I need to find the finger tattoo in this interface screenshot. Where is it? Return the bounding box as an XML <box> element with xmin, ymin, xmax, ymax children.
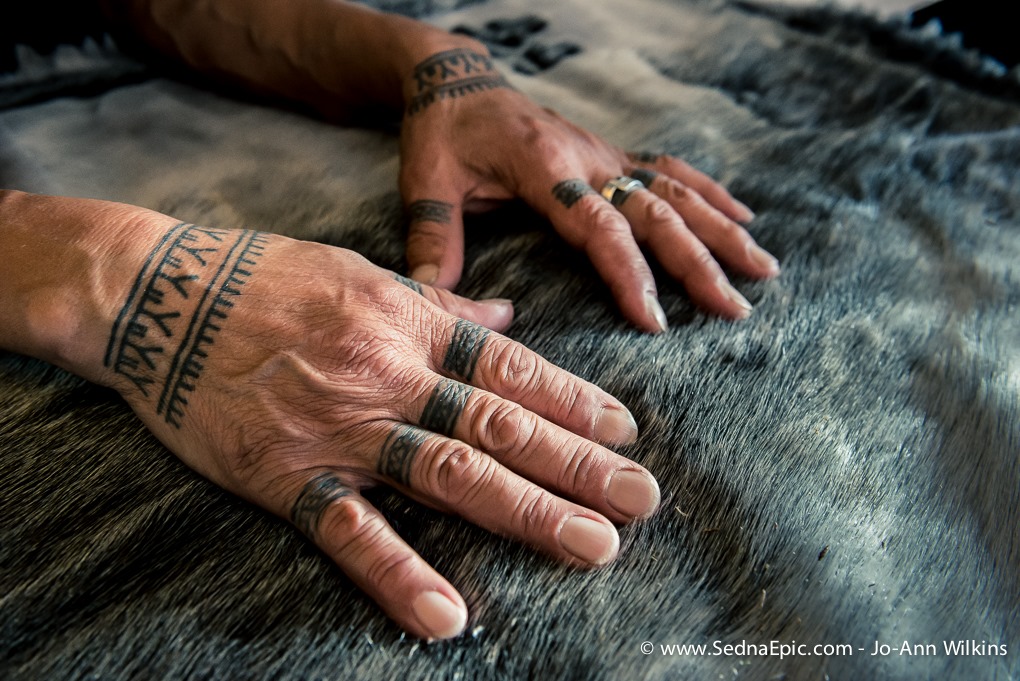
<box><xmin>407</xmin><ymin>199</ymin><xmax>453</xmax><ymax>225</ymax></box>
<box><xmin>629</xmin><ymin>151</ymin><xmax>663</xmax><ymax>164</ymax></box>
<box><xmin>420</xmin><ymin>379</ymin><xmax>473</xmax><ymax>437</ymax></box>
<box><xmin>393</xmin><ymin>273</ymin><xmax>424</xmax><ymax>295</ymax></box>
<box><xmin>444</xmin><ymin>319</ymin><xmax>490</xmax><ymax>381</ymax></box>
<box><xmin>378</xmin><ymin>425</ymin><xmax>429</xmax><ymax>486</ymax></box>
<box><xmin>105</xmin><ymin>224</ymin><xmax>268</xmax><ymax>428</ymax></box>
<box><xmin>552</xmin><ymin>179</ymin><xmax>596</xmax><ymax>209</ymax></box>
<box><xmin>406</xmin><ymin>48</ymin><xmax>510</xmax><ymax>116</ymax></box>
<box><xmin>630</xmin><ymin>168</ymin><xmax>659</xmax><ymax>188</ymax></box>
<box><xmin>291</xmin><ymin>472</ymin><xmax>353</xmax><ymax>539</ymax></box>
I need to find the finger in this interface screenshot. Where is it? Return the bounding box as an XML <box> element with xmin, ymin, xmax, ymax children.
<box><xmin>400</xmin><ymin>159</ymin><xmax>466</xmax><ymax>290</ymax></box>
<box><xmin>403</xmin><ymin>376</ymin><xmax>659</xmax><ymax>521</ymax></box>
<box><xmin>533</xmin><ymin>178</ymin><xmax>667</xmax><ymax>333</ymax></box>
<box><xmin>631</xmin><ymin>168</ymin><xmax>780</xmax><ymax>280</ymax></box>
<box><xmin>613</xmin><ymin>188</ymin><xmax>755</xmax><ymax>320</ymax></box>
<box><xmin>288</xmin><ymin>470</ymin><xmax>467</xmax><ymax>640</ymax></box>
<box><xmin>391</xmin><ymin>272</ymin><xmax>514</xmax><ymax>333</ymax></box>
<box><xmin>628</xmin><ymin>151</ymin><xmax>755</xmax><ymax>224</ymax></box>
<box><xmin>429</xmin><ymin>317</ymin><xmax>641</xmax><ymax>447</ymax></box>
<box><xmin>371</xmin><ymin>422</ymin><xmax>620</xmax><ymax>567</ymax></box>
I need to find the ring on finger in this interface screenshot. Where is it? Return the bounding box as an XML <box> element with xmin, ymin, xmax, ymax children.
<box><xmin>600</xmin><ymin>176</ymin><xmax>645</xmax><ymax>208</ymax></box>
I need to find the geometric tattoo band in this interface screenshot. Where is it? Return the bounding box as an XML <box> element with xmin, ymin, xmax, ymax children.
<box><xmin>552</xmin><ymin>179</ymin><xmax>595</xmax><ymax>209</ymax></box>
<box><xmin>407</xmin><ymin>199</ymin><xmax>453</xmax><ymax>225</ymax></box>
<box><xmin>291</xmin><ymin>472</ymin><xmax>353</xmax><ymax>539</ymax></box>
<box><xmin>406</xmin><ymin>48</ymin><xmax>510</xmax><ymax>116</ymax></box>
<box><xmin>104</xmin><ymin>223</ymin><xmax>267</xmax><ymax>428</ymax></box>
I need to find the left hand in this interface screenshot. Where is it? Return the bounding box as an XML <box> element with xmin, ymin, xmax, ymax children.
<box><xmin>398</xmin><ymin>45</ymin><xmax>780</xmax><ymax>333</ymax></box>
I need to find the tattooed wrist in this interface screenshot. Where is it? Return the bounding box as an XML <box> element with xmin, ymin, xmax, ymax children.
<box><xmin>104</xmin><ymin>224</ymin><xmax>267</xmax><ymax>428</ymax></box>
<box><xmin>405</xmin><ymin>48</ymin><xmax>510</xmax><ymax>116</ymax></box>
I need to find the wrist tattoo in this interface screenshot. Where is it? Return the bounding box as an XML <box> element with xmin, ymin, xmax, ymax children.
<box><xmin>552</xmin><ymin>179</ymin><xmax>595</xmax><ymax>209</ymax></box>
<box><xmin>444</xmin><ymin>319</ymin><xmax>489</xmax><ymax>381</ymax></box>
<box><xmin>378</xmin><ymin>425</ymin><xmax>429</xmax><ymax>486</ymax></box>
<box><xmin>406</xmin><ymin>48</ymin><xmax>510</xmax><ymax>116</ymax></box>
<box><xmin>420</xmin><ymin>379</ymin><xmax>473</xmax><ymax>437</ymax></box>
<box><xmin>291</xmin><ymin>472</ymin><xmax>353</xmax><ymax>539</ymax></box>
<box><xmin>407</xmin><ymin>199</ymin><xmax>454</xmax><ymax>225</ymax></box>
<box><xmin>104</xmin><ymin>224</ymin><xmax>267</xmax><ymax>428</ymax></box>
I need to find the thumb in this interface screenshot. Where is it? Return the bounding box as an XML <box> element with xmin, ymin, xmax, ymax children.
<box><xmin>391</xmin><ymin>271</ymin><xmax>514</xmax><ymax>334</ymax></box>
<box><xmin>400</xmin><ymin>165</ymin><xmax>466</xmax><ymax>290</ymax></box>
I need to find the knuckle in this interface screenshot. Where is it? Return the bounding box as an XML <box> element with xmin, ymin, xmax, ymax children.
<box><xmin>517</xmin><ymin>116</ymin><xmax>571</xmax><ymax>166</ymax></box>
<box><xmin>429</xmin><ymin>441</ymin><xmax>492</xmax><ymax>505</ymax></box>
<box><xmin>512</xmin><ymin>487</ymin><xmax>556</xmax><ymax>536</ymax></box>
<box><xmin>643</xmin><ymin>197</ymin><xmax>678</xmax><ymax>226</ymax></box>
<box><xmin>556</xmin><ymin>380</ymin><xmax>592</xmax><ymax>428</ymax></box>
<box><xmin>474</xmin><ymin>399</ymin><xmax>537</xmax><ymax>459</ymax></box>
<box><xmin>320</xmin><ymin>497</ymin><xmax>373</xmax><ymax>549</ymax></box>
<box><xmin>585</xmin><ymin>204</ymin><xmax>630</xmax><ymax>241</ymax></box>
<box><xmin>364</xmin><ymin>548</ymin><xmax>418</xmax><ymax>593</ymax></box>
<box><xmin>491</xmin><ymin>339</ymin><xmax>541</xmax><ymax>390</ymax></box>
<box><xmin>665</xmin><ymin>180</ymin><xmax>693</xmax><ymax>204</ymax></box>
<box><xmin>689</xmin><ymin>246</ymin><xmax>718</xmax><ymax>273</ymax></box>
<box><xmin>558</xmin><ymin>442</ymin><xmax>600</xmax><ymax>493</ymax></box>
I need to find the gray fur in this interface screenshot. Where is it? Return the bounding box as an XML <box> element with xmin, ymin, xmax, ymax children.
<box><xmin>1</xmin><ymin>1</ymin><xmax>1018</xmax><ymax>679</ymax></box>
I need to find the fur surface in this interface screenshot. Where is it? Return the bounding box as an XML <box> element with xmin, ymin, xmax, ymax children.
<box><xmin>1</xmin><ymin>1</ymin><xmax>1017</xmax><ymax>679</ymax></box>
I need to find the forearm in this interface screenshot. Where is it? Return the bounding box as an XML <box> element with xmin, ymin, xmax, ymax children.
<box><xmin>0</xmin><ymin>190</ymin><xmax>172</xmax><ymax>386</ymax></box>
<box><xmin>99</xmin><ymin>0</ymin><xmax>484</xmax><ymax>119</ymax></box>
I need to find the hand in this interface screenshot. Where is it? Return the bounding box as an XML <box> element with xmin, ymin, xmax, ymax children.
<box><xmin>94</xmin><ymin>220</ymin><xmax>660</xmax><ymax>640</ymax></box>
<box><xmin>398</xmin><ymin>47</ymin><xmax>780</xmax><ymax>332</ymax></box>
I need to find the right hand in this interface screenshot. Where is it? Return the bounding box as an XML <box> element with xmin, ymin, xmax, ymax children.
<box><xmin>65</xmin><ymin>205</ymin><xmax>663</xmax><ymax>640</ymax></box>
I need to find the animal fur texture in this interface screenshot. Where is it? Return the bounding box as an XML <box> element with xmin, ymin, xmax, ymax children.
<box><xmin>1</xmin><ymin>1</ymin><xmax>1018</xmax><ymax>679</ymax></box>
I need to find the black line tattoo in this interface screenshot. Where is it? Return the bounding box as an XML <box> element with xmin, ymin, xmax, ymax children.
<box><xmin>291</xmin><ymin>472</ymin><xmax>353</xmax><ymax>539</ymax></box>
<box><xmin>631</xmin><ymin>168</ymin><xmax>659</xmax><ymax>188</ymax></box>
<box><xmin>105</xmin><ymin>224</ymin><xmax>267</xmax><ymax>427</ymax></box>
<box><xmin>444</xmin><ymin>319</ymin><xmax>490</xmax><ymax>381</ymax></box>
<box><xmin>407</xmin><ymin>199</ymin><xmax>453</xmax><ymax>225</ymax></box>
<box><xmin>378</xmin><ymin>425</ymin><xmax>429</xmax><ymax>486</ymax></box>
<box><xmin>406</xmin><ymin>48</ymin><xmax>510</xmax><ymax>116</ymax></box>
<box><xmin>630</xmin><ymin>151</ymin><xmax>663</xmax><ymax>163</ymax></box>
<box><xmin>551</xmin><ymin>179</ymin><xmax>595</xmax><ymax>209</ymax></box>
<box><xmin>420</xmin><ymin>379</ymin><xmax>473</xmax><ymax>437</ymax></box>
<box><xmin>393</xmin><ymin>273</ymin><xmax>423</xmax><ymax>295</ymax></box>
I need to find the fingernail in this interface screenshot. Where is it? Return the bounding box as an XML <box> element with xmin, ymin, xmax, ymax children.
<box><xmin>734</xmin><ymin>200</ymin><xmax>756</xmax><ymax>223</ymax></box>
<box><xmin>644</xmin><ymin>292</ymin><xmax>668</xmax><ymax>333</ymax></box>
<box><xmin>411</xmin><ymin>591</ymin><xmax>467</xmax><ymax>640</ymax></box>
<box><xmin>606</xmin><ymin>469</ymin><xmax>661</xmax><ymax>518</ymax></box>
<box><xmin>480</xmin><ymin>298</ymin><xmax>514</xmax><ymax>310</ymax></box>
<box><xmin>719</xmin><ymin>278</ymin><xmax>753</xmax><ymax>318</ymax></box>
<box><xmin>410</xmin><ymin>264</ymin><xmax>439</xmax><ymax>285</ymax></box>
<box><xmin>559</xmin><ymin>516</ymin><xmax>619</xmax><ymax>565</ymax></box>
<box><xmin>594</xmin><ymin>405</ymin><xmax>638</xmax><ymax>445</ymax></box>
<box><xmin>747</xmin><ymin>243</ymin><xmax>780</xmax><ymax>275</ymax></box>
